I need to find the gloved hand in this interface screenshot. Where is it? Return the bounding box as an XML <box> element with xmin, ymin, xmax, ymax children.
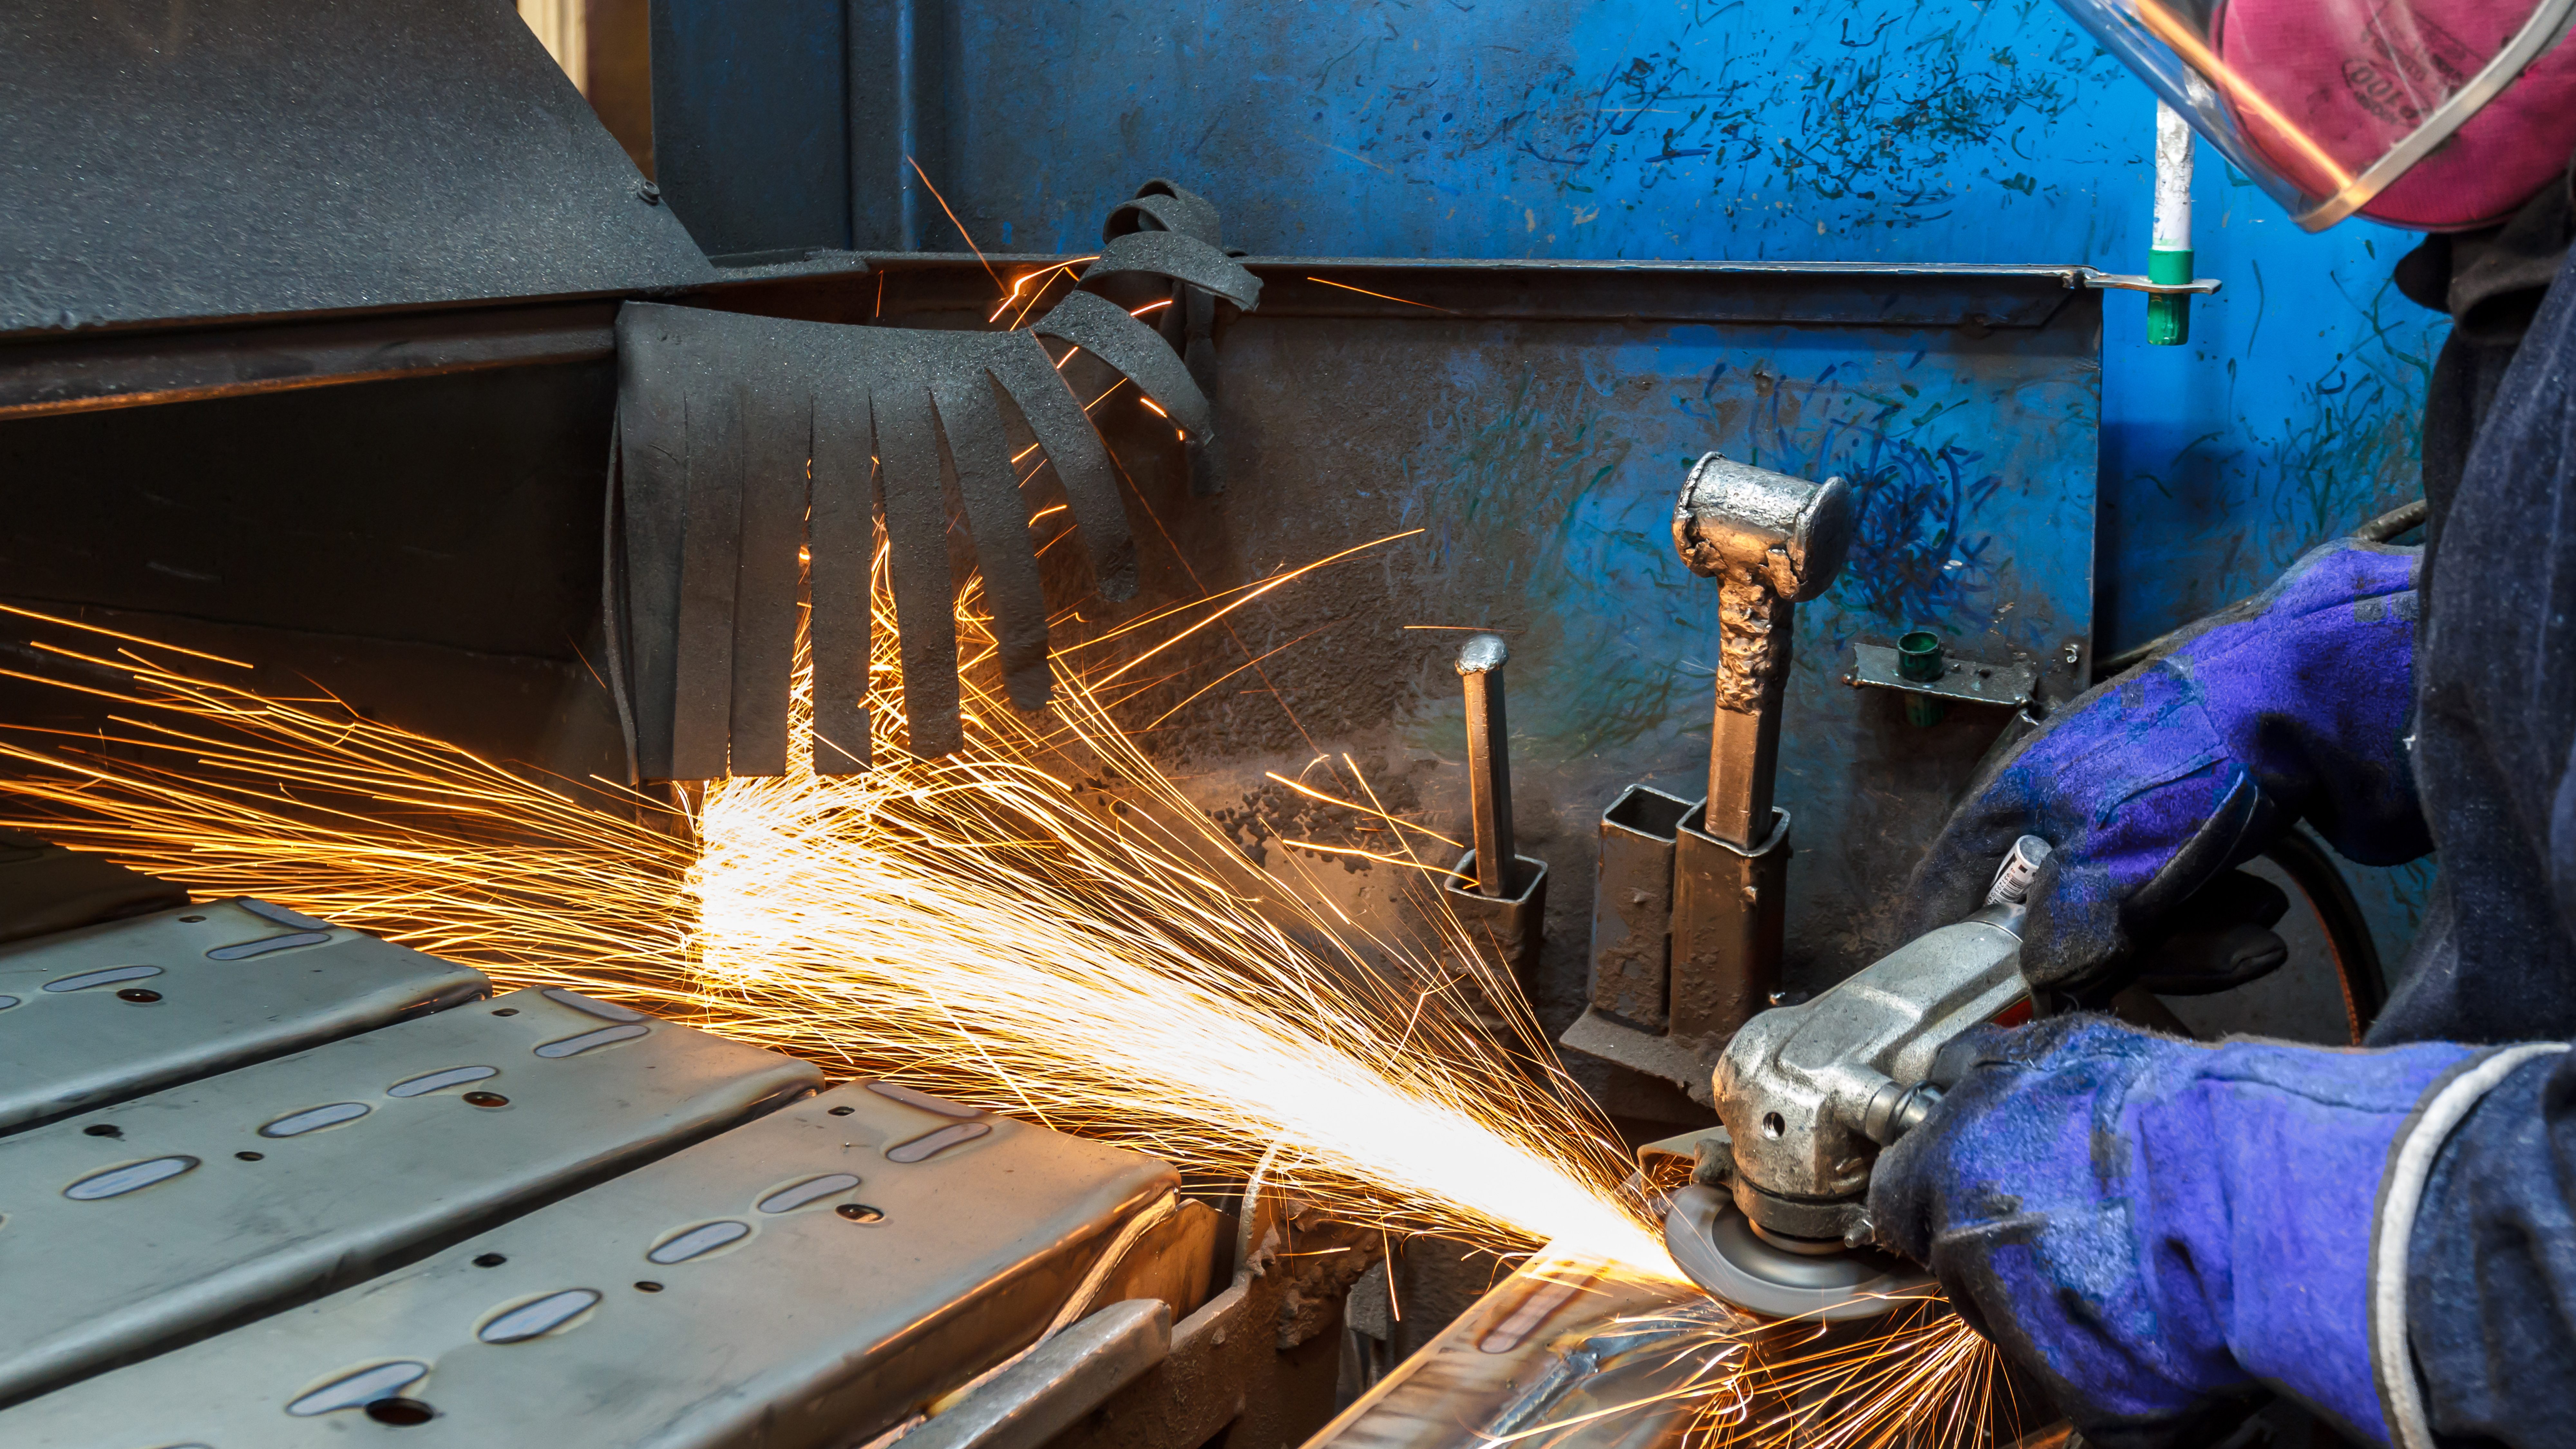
<box><xmin>1905</xmin><ymin>539</ymin><xmax>2427</xmax><ymax>1000</ymax></box>
<box><xmin>1868</xmin><ymin>1015</ymin><xmax>2476</xmax><ymax>1449</ymax></box>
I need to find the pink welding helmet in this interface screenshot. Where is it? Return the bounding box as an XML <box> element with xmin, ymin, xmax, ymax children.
<box><xmin>2054</xmin><ymin>0</ymin><xmax>2576</xmax><ymax>229</ymax></box>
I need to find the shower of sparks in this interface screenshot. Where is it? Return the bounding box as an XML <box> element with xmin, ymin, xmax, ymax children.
<box><xmin>0</xmin><ymin>558</ymin><xmax>2016</xmax><ymax>1446</ymax></box>
<box><xmin>1720</xmin><ymin>1302</ymin><xmax>2009</xmax><ymax>1449</ymax></box>
<box><xmin>0</xmin><ymin>549</ymin><xmax>1669</xmax><ymax>1276</ymax></box>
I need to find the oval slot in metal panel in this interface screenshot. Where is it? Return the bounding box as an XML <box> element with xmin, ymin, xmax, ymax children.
<box><xmin>756</xmin><ymin>1174</ymin><xmax>861</xmax><ymax>1214</ymax></box>
<box><xmin>477</xmin><ymin>1288</ymin><xmax>602</xmax><ymax>1344</ymax></box>
<box><xmin>386</xmin><ymin>1065</ymin><xmax>499</xmax><ymax>1098</ymax></box>
<box><xmin>885</xmin><ymin>1121</ymin><xmax>992</xmax><ymax>1163</ymax></box>
<box><xmin>261</xmin><ymin>1102</ymin><xmax>371</xmax><ymax>1138</ymax></box>
<box><xmin>540</xmin><ymin>988</ymin><xmax>646</xmax><ymax>1022</ymax></box>
<box><xmin>207</xmin><ymin>930</ymin><xmax>331</xmax><ymax>960</ymax></box>
<box><xmin>0</xmin><ymin>995</ymin><xmax>19</xmax><ymax>1011</ymax></box>
<box><xmin>533</xmin><ymin>1023</ymin><xmax>649</xmax><ymax>1058</ymax></box>
<box><xmin>647</xmin><ymin>1219</ymin><xmax>753</xmax><ymax>1263</ymax></box>
<box><xmin>865</xmin><ymin>1080</ymin><xmax>981</xmax><ymax>1118</ymax></box>
<box><xmin>240</xmin><ymin>898</ymin><xmax>333</xmax><ymax>929</ymax></box>
<box><xmin>286</xmin><ymin>1360</ymin><xmax>429</xmax><ymax>1416</ymax></box>
<box><xmin>41</xmin><ymin>965</ymin><xmax>164</xmax><ymax>993</ymax></box>
<box><xmin>65</xmin><ymin>1155</ymin><xmax>199</xmax><ymax>1200</ymax></box>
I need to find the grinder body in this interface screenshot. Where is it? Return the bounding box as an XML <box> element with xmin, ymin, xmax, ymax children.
<box><xmin>1711</xmin><ymin>902</ymin><xmax>2029</xmax><ymax>1249</ymax></box>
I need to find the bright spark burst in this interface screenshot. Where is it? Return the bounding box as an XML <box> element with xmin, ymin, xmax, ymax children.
<box><xmin>0</xmin><ymin>547</ymin><xmax>1669</xmax><ymax>1276</ymax></box>
<box><xmin>0</xmin><ymin>554</ymin><xmax>2016</xmax><ymax>1446</ymax></box>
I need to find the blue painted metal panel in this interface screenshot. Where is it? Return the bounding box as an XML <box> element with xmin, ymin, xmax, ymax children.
<box><xmin>888</xmin><ymin>0</ymin><xmax>2437</xmax><ymax>977</ymax></box>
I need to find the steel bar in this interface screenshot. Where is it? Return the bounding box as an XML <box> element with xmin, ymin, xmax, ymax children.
<box><xmin>1456</xmin><ymin>635</ymin><xmax>1514</xmax><ymax>895</ymax></box>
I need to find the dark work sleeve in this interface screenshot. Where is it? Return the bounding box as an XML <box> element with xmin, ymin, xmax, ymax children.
<box><xmin>2406</xmin><ymin>1049</ymin><xmax>2576</xmax><ymax>1445</ymax></box>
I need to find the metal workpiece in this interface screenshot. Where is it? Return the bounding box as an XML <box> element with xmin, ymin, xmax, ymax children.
<box><xmin>1439</xmin><ymin>632</ymin><xmax>1549</xmax><ymax>999</ymax></box>
<box><xmin>1673</xmin><ymin>455</ymin><xmax>1851</xmax><ymax>847</ymax></box>
<box><xmin>1670</xmin><ymin>805</ymin><xmax>1792</xmax><ymax>1041</ymax></box>
<box><xmin>1306</xmin><ymin>1247</ymin><xmax>1743</xmax><ymax>1449</ymax></box>
<box><xmin>1588</xmin><ymin>785</ymin><xmax>1697</xmax><ymax>1032</ymax></box>
<box><xmin>0</xmin><ymin>986</ymin><xmax>818</xmax><ymax>1408</ymax></box>
<box><xmin>0</xmin><ymin>1082</ymin><xmax>1193</xmax><ymax>1449</ymax></box>
<box><xmin>1709</xmin><ymin>905</ymin><xmax>2030</xmax><ymax>1245</ymax></box>
<box><xmin>0</xmin><ymin>898</ymin><xmax>489</xmax><ymax>1137</ymax></box>
<box><xmin>1442</xmin><ymin>850</ymin><xmax>1551</xmax><ymax>1002</ymax></box>
<box><xmin>901</xmin><ymin>1299</ymin><xmax>1174</xmax><ymax>1449</ymax></box>
<box><xmin>1843</xmin><ymin>639</ymin><xmax>2044</xmax><ymax>716</ymax></box>
<box><xmin>1455</xmin><ymin>634</ymin><xmax>1516</xmax><ymax>897</ymax></box>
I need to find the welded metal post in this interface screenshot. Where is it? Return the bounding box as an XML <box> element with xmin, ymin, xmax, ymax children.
<box><xmin>1441</xmin><ymin>634</ymin><xmax>1548</xmax><ymax>1006</ymax></box>
<box><xmin>1667</xmin><ymin>454</ymin><xmax>1852</xmax><ymax>1039</ymax></box>
<box><xmin>1457</xmin><ymin>634</ymin><xmax>1514</xmax><ymax>895</ymax></box>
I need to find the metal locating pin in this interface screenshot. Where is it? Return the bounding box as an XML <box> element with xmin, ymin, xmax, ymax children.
<box><xmin>1456</xmin><ymin>633</ymin><xmax>1515</xmax><ymax>897</ymax></box>
<box><xmin>1985</xmin><ymin>835</ymin><xmax>2053</xmax><ymax>907</ymax></box>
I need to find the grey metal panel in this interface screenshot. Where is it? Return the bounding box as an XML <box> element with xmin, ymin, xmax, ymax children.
<box><xmin>0</xmin><ymin>303</ymin><xmax>620</xmax><ymax>421</ymax></box>
<box><xmin>0</xmin><ymin>986</ymin><xmax>818</xmax><ymax>1406</ymax></box>
<box><xmin>0</xmin><ymin>1082</ymin><xmax>1181</xmax><ymax>1449</ymax></box>
<box><xmin>0</xmin><ymin>898</ymin><xmax>488</xmax><ymax>1136</ymax></box>
<box><xmin>0</xmin><ymin>0</ymin><xmax>715</xmax><ymax>337</ymax></box>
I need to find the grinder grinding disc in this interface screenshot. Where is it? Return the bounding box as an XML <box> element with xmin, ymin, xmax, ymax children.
<box><xmin>1662</xmin><ymin>1185</ymin><xmax>1936</xmax><ymax>1321</ymax></box>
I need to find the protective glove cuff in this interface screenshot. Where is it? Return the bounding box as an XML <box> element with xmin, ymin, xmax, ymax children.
<box><xmin>2364</xmin><ymin>1043</ymin><xmax>2572</xmax><ymax>1449</ymax></box>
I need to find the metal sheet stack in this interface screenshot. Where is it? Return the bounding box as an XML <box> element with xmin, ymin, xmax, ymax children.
<box><xmin>0</xmin><ymin>899</ymin><xmax>1194</xmax><ymax>1448</ymax></box>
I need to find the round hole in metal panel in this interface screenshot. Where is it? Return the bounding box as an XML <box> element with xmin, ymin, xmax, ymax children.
<box><xmin>117</xmin><ymin>988</ymin><xmax>161</xmax><ymax>1003</ymax></box>
<box><xmin>385</xmin><ymin>1065</ymin><xmax>497</xmax><ymax>1098</ymax></box>
<box><xmin>366</xmin><ymin>1398</ymin><xmax>436</xmax><ymax>1426</ymax></box>
<box><xmin>836</xmin><ymin>1203</ymin><xmax>885</xmax><ymax>1224</ymax></box>
<box><xmin>540</xmin><ymin>988</ymin><xmax>646</xmax><ymax>1022</ymax></box>
<box><xmin>65</xmin><ymin>1155</ymin><xmax>198</xmax><ymax>1200</ymax></box>
<box><xmin>178</xmin><ymin>914</ymin><xmax>205</xmax><ymax>923</ymax></box>
<box><xmin>473</xmin><ymin>1253</ymin><xmax>507</xmax><ymax>1268</ymax></box>
<box><xmin>82</xmin><ymin>1124</ymin><xmax>121</xmax><ymax>1138</ymax></box>
<box><xmin>285</xmin><ymin>1360</ymin><xmax>429</xmax><ymax>1416</ymax></box>
<box><xmin>41</xmin><ymin>964</ymin><xmax>162</xmax><ymax>993</ymax></box>
<box><xmin>462</xmin><ymin>1092</ymin><xmax>509</xmax><ymax>1108</ymax></box>
<box><xmin>532</xmin><ymin>1023</ymin><xmax>649</xmax><ymax>1058</ymax></box>
<box><xmin>236</xmin><ymin>1151</ymin><xmax>264</xmax><ymax>1161</ymax></box>
<box><xmin>646</xmin><ymin>1219</ymin><xmax>752</xmax><ymax>1263</ymax></box>
<box><xmin>492</xmin><ymin>1008</ymin><xmax>518</xmax><ymax>1016</ymax></box>
<box><xmin>828</xmin><ymin>1105</ymin><xmax>855</xmax><ymax>1116</ymax></box>
<box><xmin>206</xmin><ymin>931</ymin><xmax>331</xmax><ymax>960</ymax></box>
<box><xmin>634</xmin><ymin>1280</ymin><xmax>664</xmax><ymax>1292</ymax></box>
<box><xmin>261</xmin><ymin>1102</ymin><xmax>371</xmax><ymax>1138</ymax></box>
<box><xmin>885</xmin><ymin>1121</ymin><xmax>992</xmax><ymax>1163</ymax></box>
<box><xmin>756</xmin><ymin>1174</ymin><xmax>862</xmax><ymax>1214</ymax></box>
<box><xmin>477</xmin><ymin>1288</ymin><xmax>601</xmax><ymax>1344</ymax></box>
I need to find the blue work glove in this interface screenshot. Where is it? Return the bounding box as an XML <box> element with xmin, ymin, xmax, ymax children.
<box><xmin>1868</xmin><ymin>1016</ymin><xmax>2477</xmax><ymax>1449</ymax></box>
<box><xmin>1904</xmin><ymin>540</ymin><xmax>2428</xmax><ymax>1000</ymax></box>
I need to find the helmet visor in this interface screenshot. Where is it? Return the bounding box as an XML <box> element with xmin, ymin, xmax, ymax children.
<box><xmin>2054</xmin><ymin>0</ymin><xmax>2576</xmax><ymax>230</ymax></box>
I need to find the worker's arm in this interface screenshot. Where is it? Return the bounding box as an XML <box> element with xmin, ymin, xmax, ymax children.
<box><xmin>1866</xmin><ymin>1015</ymin><xmax>2571</xmax><ymax>1449</ymax></box>
<box><xmin>1903</xmin><ymin>539</ymin><xmax>2428</xmax><ymax>1002</ymax></box>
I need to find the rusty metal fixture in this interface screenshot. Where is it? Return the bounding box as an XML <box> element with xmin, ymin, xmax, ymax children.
<box><xmin>1671</xmin><ymin>453</ymin><xmax>1853</xmax><ymax>847</ymax></box>
<box><xmin>1440</xmin><ymin>634</ymin><xmax>1550</xmax><ymax>1010</ymax></box>
<box><xmin>1454</xmin><ymin>634</ymin><xmax>1515</xmax><ymax>897</ymax></box>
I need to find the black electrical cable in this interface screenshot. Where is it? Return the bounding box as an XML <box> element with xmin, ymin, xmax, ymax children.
<box><xmin>2261</xmin><ymin>830</ymin><xmax>2387</xmax><ymax>1045</ymax></box>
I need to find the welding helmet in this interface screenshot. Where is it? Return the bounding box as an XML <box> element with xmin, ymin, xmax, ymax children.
<box><xmin>2055</xmin><ymin>0</ymin><xmax>2576</xmax><ymax>229</ymax></box>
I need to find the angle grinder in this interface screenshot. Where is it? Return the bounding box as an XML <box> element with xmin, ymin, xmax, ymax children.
<box><xmin>1662</xmin><ymin>836</ymin><xmax>2051</xmax><ymax>1320</ymax></box>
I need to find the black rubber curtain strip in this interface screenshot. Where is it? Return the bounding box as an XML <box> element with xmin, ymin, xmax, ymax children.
<box><xmin>610</xmin><ymin>177</ymin><xmax>1257</xmax><ymax>779</ymax></box>
<box><xmin>1077</xmin><ymin>231</ymin><xmax>1262</xmax><ymax>311</ymax></box>
<box><xmin>1033</xmin><ymin>290</ymin><xmax>1218</xmax><ymax>441</ymax></box>
<box><xmin>931</xmin><ymin>369</ymin><xmax>1055</xmax><ymax>712</ymax></box>
<box><xmin>1103</xmin><ymin>179</ymin><xmax>1223</xmax><ymax>244</ymax></box>
<box><xmin>613</xmin><ymin>304</ymin><xmax>1152</xmax><ymax>772</ymax></box>
<box><xmin>729</xmin><ymin>374</ymin><xmax>811</xmax><ymax>778</ymax></box>
<box><xmin>806</xmin><ymin>369</ymin><xmax>873</xmax><ymax>775</ymax></box>
<box><xmin>867</xmin><ymin>368</ymin><xmax>964</xmax><ymax>759</ymax></box>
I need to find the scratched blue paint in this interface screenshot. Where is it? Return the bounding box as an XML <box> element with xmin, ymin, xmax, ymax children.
<box><xmin>927</xmin><ymin>0</ymin><xmax>2439</xmax><ymax>973</ymax></box>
